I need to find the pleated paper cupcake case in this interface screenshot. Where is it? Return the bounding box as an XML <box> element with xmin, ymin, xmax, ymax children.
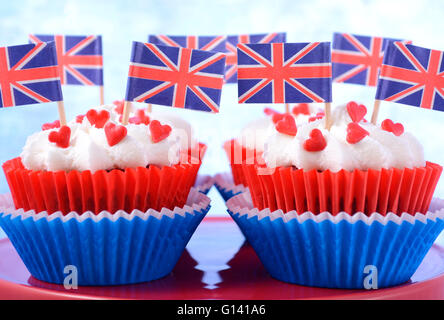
<box><xmin>184</xmin><ymin>142</ymin><xmax>208</xmax><ymax>164</ymax></box>
<box><xmin>3</xmin><ymin>157</ymin><xmax>201</xmax><ymax>215</ymax></box>
<box><xmin>194</xmin><ymin>175</ymin><xmax>214</xmax><ymax>195</ymax></box>
<box><xmin>226</xmin><ymin>192</ymin><xmax>444</xmax><ymax>289</ymax></box>
<box><xmin>0</xmin><ymin>189</ymin><xmax>210</xmax><ymax>286</ymax></box>
<box><xmin>241</xmin><ymin>162</ymin><xmax>443</xmax><ymax>216</ymax></box>
<box><xmin>223</xmin><ymin>139</ymin><xmax>264</xmax><ymax>187</ymax></box>
<box><xmin>214</xmin><ymin>173</ymin><xmax>247</xmax><ymax>202</ymax></box>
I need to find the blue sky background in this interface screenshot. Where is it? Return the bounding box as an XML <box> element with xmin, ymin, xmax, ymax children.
<box><xmin>1</xmin><ymin>0</ymin><xmax>444</xmax><ymax>237</ymax></box>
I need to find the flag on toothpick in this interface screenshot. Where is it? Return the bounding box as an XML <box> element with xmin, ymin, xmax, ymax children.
<box><xmin>148</xmin><ymin>35</ymin><xmax>226</xmax><ymax>53</ymax></box>
<box><xmin>375</xmin><ymin>42</ymin><xmax>444</xmax><ymax>110</ymax></box>
<box><xmin>225</xmin><ymin>32</ymin><xmax>286</xmax><ymax>83</ymax></box>
<box><xmin>125</xmin><ymin>42</ymin><xmax>226</xmax><ymax>112</ymax></box>
<box><xmin>237</xmin><ymin>42</ymin><xmax>332</xmax><ymax>104</ymax></box>
<box><xmin>332</xmin><ymin>32</ymin><xmax>411</xmax><ymax>86</ymax></box>
<box><xmin>0</xmin><ymin>42</ymin><xmax>62</xmax><ymax>108</ymax></box>
<box><xmin>29</xmin><ymin>34</ymin><xmax>103</xmax><ymax>86</ymax></box>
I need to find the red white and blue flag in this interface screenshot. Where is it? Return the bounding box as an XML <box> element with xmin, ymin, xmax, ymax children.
<box><xmin>225</xmin><ymin>33</ymin><xmax>286</xmax><ymax>83</ymax></box>
<box><xmin>376</xmin><ymin>42</ymin><xmax>444</xmax><ymax>110</ymax></box>
<box><xmin>0</xmin><ymin>42</ymin><xmax>62</xmax><ymax>108</ymax></box>
<box><xmin>148</xmin><ymin>35</ymin><xmax>226</xmax><ymax>53</ymax></box>
<box><xmin>29</xmin><ymin>34</ymin><xmax>103</xmax><ymax>86</ymax></box>
<box><xmin>237</xmin><ymin>42</ymin><xmax>332</xmax><ymax>104</ymax></box>
<box><xmin>125</xmin><ymin>42</ymin><xmax>226</xmax><ymax>112</ymax></box>
<box><xmin>332</xmin><ymin>33</ymin><xmax>411</xmax><ymax>87</ymax></box>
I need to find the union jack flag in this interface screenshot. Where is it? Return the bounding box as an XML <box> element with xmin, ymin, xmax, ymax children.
<box><xmin>237</xmin><ymin>42</ymin><xmax>332</xmax><ymax>104</ymax></box>
<box><xmin>376</xmin><ymin>42</ymin><xmax>444</xmax><ymax>110</ymax></box>
<box><xmin>225</xmin><ymin>32</ymin><xmax>286</xmax><ymax>83</ymax></box>
<box><xmin>332</xmin><ymin>33</ymin><xmax>411</xmax><ymax>86</ymax></box>
<box><xmin>148</xmin><ymin>35</ymin><xmax>226</xmax><ymax>53</ymax></box>
<box><xmin>29</xmin><ymin>34</ymin><xmax>103</xmax><ymax>86</ymax></box>
<box><xmin>125</xmin><ymin>42</ymin><xmax>226</xmax><ymax>112</ymax></box>
<box><xmin>0</xmin><ymin>42</ymin><xmax>62</xmax><ymax>108</ymax></box>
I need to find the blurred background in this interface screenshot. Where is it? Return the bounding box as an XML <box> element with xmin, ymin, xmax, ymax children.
<box><xmin>1</xmin><ymin>0</ymin><xmax>444</xmax><ymax>238</ymax></box>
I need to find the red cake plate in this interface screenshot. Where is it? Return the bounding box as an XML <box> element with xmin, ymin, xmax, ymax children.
<box><xmin>0</xmin><ymin>216</ymin><xmax>444</xmax><ymax>300</ymax></box>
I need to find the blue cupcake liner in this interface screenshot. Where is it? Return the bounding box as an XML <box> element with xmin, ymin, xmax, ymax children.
<box><xmin>214</xmin><ymin>173</ymin><xmax>246</xmax><ymax>202</ymax></box>
<box><xmin>194</xmin><ymin>175</ymin><xmax>214</xmax><ymax>195</ymax></box>
<box><xmin>0</xmin><ymin>190</ymin><xmax>210</xmax><ymax>286</ymax></box>
<box><xmin>227</xmin><ymin>192</ymin><xmax>444</xmax><ymax>289</ymax></box>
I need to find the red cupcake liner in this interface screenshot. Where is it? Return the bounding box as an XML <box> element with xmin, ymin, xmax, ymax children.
<box><xmin>3</xmin><ymin>157</ymin><xmax>200</xmax><ymax>215</ymax></box>
<box><xmin>223</xmin><ymin>139</ymin><xmax>264</xmax><ymax>186</ymax></box>
<box><xmin>241</xmin><ymin>162</ymin><xmax>443</xmax><ymax>216</ymax></box>
<box><xmin>184</xmin><ymin>142</ymin><xmax>207</xmax><ymax>164</ymax></box>
<box><xmin>182</xmin><ymin>142</ymin><xmax>206</xmax><ymax>187</ymax></box>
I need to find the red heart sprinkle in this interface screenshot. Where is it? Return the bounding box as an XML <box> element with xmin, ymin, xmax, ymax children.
<box><xmin>42</xmin><ymin>120</ymin><xmax>60</xmax><ymax>131</ymax></box>
<box><xmin>128</xmin><ymin>117</ymin><xmax>140</xmax><ymax>124</ymax></box>
<box><xmin>346</xmin><ymin>123</ymin><xmax>369</xmax><ymax>144</ymax></box>
<box><xmin>135</xmin><ymin>109</ymin><xmax>146</xmax><ymax>118</ymax></box>
<box><xmin>128</xmin><ymin>117</ymin><xmax>139</xmax><ymax>124</ymax></box>
<box><xmin>149</xmin><ymin>120</ymin><xmax>172</xmax><ymax>143</ymax></box>
<box><xmin>275</xmin><ymin>114</ymin><xmax>297</xmax><ymax>136</ymax></box>
<box><xmin>48</xmin><ymin>126</ymin><xmax>71</xmax><ymax>148</ymax></box>
<box><xmin>86</xmin><ymin>109</ymin><xmax>110</xmax><ymax>128</ymax></box>
<box><xmin>113</xmin><ymin>100</ymin><xmax>125</xmax><ymax>115</ymax></box>
<box><xmin>308</xmin><ymin>112</ymin><xmax>325</xmax><ymax>122</ymax></box>
<box><xmin>140</xmin><ymin>115</ymin><xmax>150</xmax><ymax>125</ymax></box>
<box><xmin>303</xmin><ymin>129</ymin><xmax>327</xmax><ymax>152</ymax></box>
<box><xmin>129</xmin><ymin>109</ymin><xmax>150</xmax><ymax>125</ymax></box>
<box><xmin>264</xmin><ymin>107</ymin><xmax>280</xmax><ymax>116</ymax></box>
<box><xmin>292</xmin><ymin>103</ymin><xmax>310</xmax><ymax>115</ymax></box>
<box><xmin>346</xmin><ymin>101</ymin><xmax>367</xmax><ymax>123</ymax></box>
<box><xmin>381</xmin><ymin>119</ymin><xmax>404</xmax><ymax>136</ymax></box>
<box><xmin>129</xmin><ymin>115</ymin><xmax>150</xmax><ymax>125</ymax></box>
<box><xmin>104</xmin><ymin>123</ymin><xmax>127</xmax><ymax>147</ymax></box>
<box><xmin>76</xmin><ymin>115</ymin><xmax>85</xmax><ymax>124</ymax></box>
<box><xmin>272</xmin><ymin>112</ymin><xmax>292</xmax><ymax>124</ymax></box>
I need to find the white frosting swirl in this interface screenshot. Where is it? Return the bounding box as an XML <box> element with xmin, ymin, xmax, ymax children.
<box><xmin>21</xmin><ymin>105</ymin><xmax>181</xmax><ymax>172</ymax></box>
<box><xmin>236</xmin><ymin>104</ymin><xmax>322</xmax><ymax>152</ymax></box>
<box><xmin>236</xmin><ymin>117</ymin><xmax>275</xmax><ymax>152</ymax></box>
<box><xmin>149</xmin><ymin>110</ymin><xmax>198</xmax><ymax>150</ymax></box>
<box><xmin>263</xmin><ymin>104</ymin><xmax>425</xmax><ymax>171</ymax></box>
<box><xmin>81</xmin><ymin>104</ymin><xmax>197</xmax><ymax>151</ymax></box>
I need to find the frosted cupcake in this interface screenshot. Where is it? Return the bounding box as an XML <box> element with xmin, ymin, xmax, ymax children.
<box><xmin>242</xmin><ymin>101</ymin><xmax>442</xmax><ymax>215</ymax></box>
<box><xmin>228</xmin><ymin>101</ymin><xmax>444</xmax><ymax>288</ymax></box>
<box><xmin>3</xmin><ymin>105</ymin><xmax>201</xmax><ymax>214</ymax></box>
<box><xmin>0</xmin><ymin>106</ymin><xmax>210</xmax><ymax>285</ymax></box>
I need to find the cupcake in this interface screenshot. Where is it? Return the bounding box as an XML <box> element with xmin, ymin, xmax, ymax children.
<box><xmin>0</xmin><ymin>106</ymin><xmax>211</xmax><ymax>285</ymax></box>
<box><xmin>3</xmin><ymin>105</ymin><xmax>201</xmax><ymax>214</ymax></box>
<box><xmin>242</xmin><ymin>101</ymin><xmax>442</xmax><ymax>216</ymax></box>
<box><xmin>226</xmin><ymin>101</ymin><xmax>444</xmax><ymax>289</ymax></box>
<box><xmin>221</xmin><ymin>104</ymin><xmax>322</xmax><ymax>197</ymax></box>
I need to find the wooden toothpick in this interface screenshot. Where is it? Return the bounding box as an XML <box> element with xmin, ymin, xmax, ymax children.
<box><xmin>371</xmin><ymin>100</ymin><xmax>381</xmax><ymax>124</ymax></box>
<box><xmin>121</xmin><ymin>101</ymin><xmax>131</xmax><ymax>125</ymax></box>
<box><xmin>99</xmin><ymin>86</ymin><xmax>104</xmax><ymax>105</ymax></box>
<box><xmin>57</xmin><ymin>101</ymin><xmax>67</xmax><ymax>126</ymax></box>
<box><xmin>324</xmin><ymin>102</ymin><xmax>332</xmax><ymax>130</ymax></box>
